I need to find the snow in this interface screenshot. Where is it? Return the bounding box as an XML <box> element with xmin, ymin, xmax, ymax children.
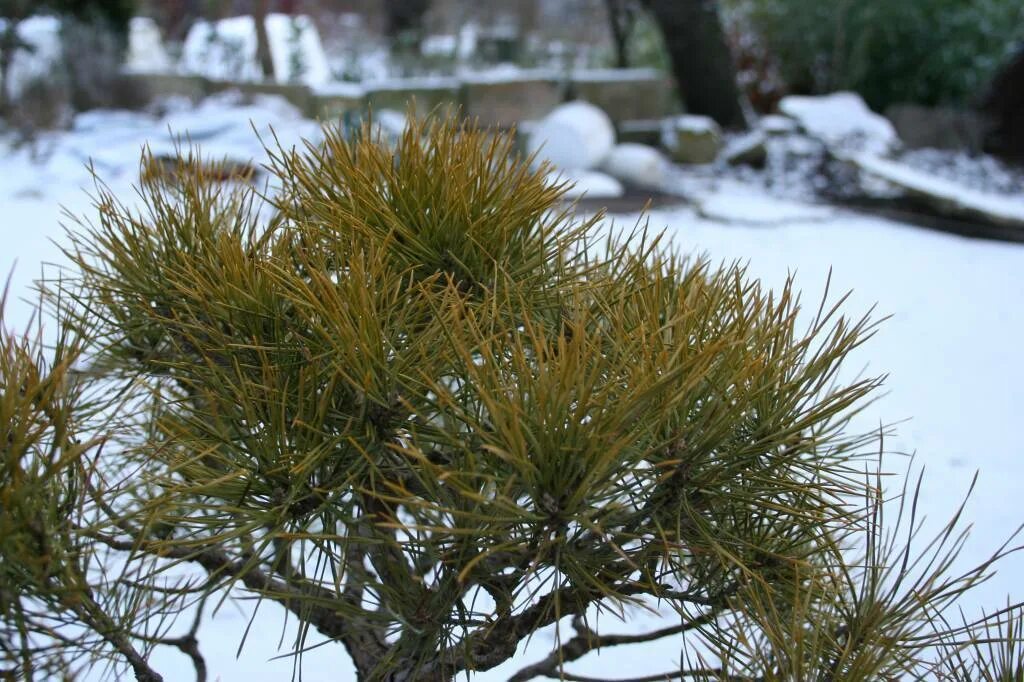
<box><xmin>125</xmin><ymin>16</ymin><xmax>172</xmax><ymax>73</ymax></box>
<box><xmin>850</xmin><ymin>152</ymin><xmax>1024</xmax><ymax>228</ymax></box>
<box><xmin>696</xmin><ymin>181</ymin><xmax>833</xmax><ymax>224</ymax></box>
<box><xmin>457</xmin><ymin>65</ymin><xmax>559</xmax><ymax>84</ymax></box>
<box><xmin>779</xmin><ymin>91</ymin><xmax>900</xmax><ymax>156</ymax></box>
<box><xmin>759</xmin><ymin>113</ymin><xmax>799</xmax><ymax>135</ymax></box>
<box><xmin>527</xmin><ymin>100</ymin><xmax>616</xmax><ymax>171</ymax></box>
<box><xmin>3</xmin><ymin>95</ymin><xmax>1024</xmax><ymax>681</ymax></box>
<box><xmin>265</xmin><ymin>13</ymin><xmax>331</xmax><ymax>86</ymax></box>
<box><xmin>0</xmin><ymin>15</ymin><xmax>63</xmax><ymax>98</ymax></box>
<box><xmin>314</xmin><ymin>81</ymin><xmax>366</xmax><ymax>98</ymax></box>
<box><xmin>720</xmin><ymin>129</ymin><xmax>767</xmax><ymax>166</ymax></box>
<box><xmin>362</xmin><ymin>75</ymin><xmax>460</xmax><ymax>91</ymax></box>
<box><xmin>180</xmin><ymin>16</ymin><xmax>262</xmax><ymax>82</ymax></box>
<box><xmin>600</xmin><ymin>143</ymin><xmax>668</xmax><ymax>189</ymax></box>
<box><xmin>571</xmin><ymin>67</ymin><xmax>665</xmax><ymax>82</ymax></box>
<box><xmin>421</xmin><ymin>34</ymin><xmax>458</xmax><ymax>56</ymax></box>
<box><xmin>669</xmin><ymin>114</ymin><xmax>720</xmax><ymax>135</ymax></box>
<box><xmin>547</xmin><ymin>169</ymin><xmax>624</xmax><ymax>198</ymax></box>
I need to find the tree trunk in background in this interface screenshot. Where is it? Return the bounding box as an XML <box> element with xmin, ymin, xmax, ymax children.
<box><xmin>604</xmin><ymin>0</ymin><xmax>639</xmax><ymax>68</ymax></box>
<box><xmin>252</xmin><ymin>0</ymin><xmax>274</xmax><ymax>81</ymax></box>
<box><xmin>383</xmin><ymin>0</ymin><xmax>430</xmax><ymax>39</ymax></box>
<box><xmin>641</xmin><ymin>0</ymin><xmax>748</xmax><ymax>130</ymax></box>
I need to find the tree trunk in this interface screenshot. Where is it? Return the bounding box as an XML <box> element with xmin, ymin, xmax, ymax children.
<box><xmin>252</xmin><ymin>0</ymin><xmax>275</xmax><ymax>81</ymax></box>
<box><xmin>642</xmin><ymin>0</ymin><xmax>748</xmax><ymax>130</ymax></box>
<box><xmin>604</xmin><ymin>0</ymin><xmax>637</xmax><ymax>68</ymax></box>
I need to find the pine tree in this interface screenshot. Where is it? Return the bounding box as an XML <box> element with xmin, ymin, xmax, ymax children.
<box><xmin>1</xmin><ymin>114</ymin><xmax>1022</xmax><ymax>681</ymax></box>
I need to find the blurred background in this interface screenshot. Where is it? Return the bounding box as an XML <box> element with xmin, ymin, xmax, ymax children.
<box><xmin>1</xmin><ymin>0</ymin><xmax>1022</xmax><ymax>163</ymax></box>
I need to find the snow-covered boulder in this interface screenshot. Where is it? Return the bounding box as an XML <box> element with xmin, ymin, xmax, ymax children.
<box><xmin>265</xmin><ymin>13</ymin><xmax>330</xmax><ymax>86</ymax></box>
<box><xmin>527</xmin><ymin>101</ymin><xmax>616</xmax><ymax>171</ymax></box>
<box><xmin>600</xmin><ymin>143</ymin><xmax>668</xmax><ymax>189</ymax></box>
<box><xmin>759</xmin><ymin>114</ymin><xmax>799</xmax><ymax>136</ymax></box>
<box><xmin>181</xmin><ymin>16</ymin><xmax>262</xmax><ymax>81</ymax></box>
<box><xmin>661</xmin><ymin>115</ymin><xmax>722</xmax><ymax>164</ymax></box>
<box><xmin>779</xmin><ymin>92</ymin><xmax>899</xmax><ymax>156</ymax></box>
<box><xmin>547</xmin><ymin>169</ymin><xmax>624</xmax><ymax>199</ymax></box>
<box><xmin>126</xmin><ymin>17</ymin><xmax>172</xmax><ymax>73</ymax></box>
<box><xmin>721</xmin><ymin>130</ymin><xmax>767</xmax><ymax>167</ymax></box>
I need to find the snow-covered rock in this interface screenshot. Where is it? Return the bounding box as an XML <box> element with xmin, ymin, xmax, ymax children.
<box><xmin>661</xmin><ymin>115</ymin><xmax>722</xmax><ymax>165</ymax></box>
<box><xmin>125</xmin><ymin>17</ymin><xmax>172</xmax><ymax>73</ymax></box>
<box><xmin>848</xmin><ymin>152</ymin><xmax>1024</xmax><ymax>229</ymax></box>
<box><xmin>759</xmin><ymin>114</ymin><xmax>799</xmax><ymax>136</ymax></box>
<box><xmin>779</xmin><ymin>92</ymin><xmax>900</xmax><ymax>156</ymax></box>
<box><xmin>527</xmin><ymin>101</ymin><xmax>616</xmax><ymax>171</ymax></box>
<box><xmin>547</xmin><ymin>169</ymin><xmax>624</xmax><ymax>199</ymax></box>
<box><xmin>181</xmin><ymin>16</ymin><xmax>262</xmax><ymax>82</ymax></box>
<box><xmin>265</xmin><ymin>13</ymin><xmax>331</xmax><ymax>86</ymax></box>
<box><xmin>600</xmin><ymin>143</ymin><xmax>668</xmax><ymax>189</ymax></box>
<box><xmin>721</xmin><ymin>130</ymin><xmax>767</xmax><ymax>167</ymax></box>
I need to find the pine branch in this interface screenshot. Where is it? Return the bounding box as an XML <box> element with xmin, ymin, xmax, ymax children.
<box><xmin>509</xmin><ymin>613</ymin><xmax>719</xmax><ymax>682</ymax></box>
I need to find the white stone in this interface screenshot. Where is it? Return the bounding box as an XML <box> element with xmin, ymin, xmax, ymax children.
<box><xmin>600</xmin><ymin>143</ymin><xmax>668</xmax><ymax>189</ymax></box>
<box><xmin>527</xmin><ymin>100</ymin><xmax>616</xmax><ymax>171</ymax></box>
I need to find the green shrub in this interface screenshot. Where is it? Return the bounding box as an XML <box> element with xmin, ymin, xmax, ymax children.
<box><xmin>1</xmin><ymin>114</ymin><xmax>1023</xmax><ymax>680</ymax></box>
<box><xmin>735</xmin><ymin>0</ymin><xmax>1024</xmax><ymax>110</ymax></box>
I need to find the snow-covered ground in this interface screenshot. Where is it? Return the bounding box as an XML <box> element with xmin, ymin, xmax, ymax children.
<box><xmin>3</xmin><ymin>96</ymin><xmax>1023</xmax><ymax>681</ymax></box>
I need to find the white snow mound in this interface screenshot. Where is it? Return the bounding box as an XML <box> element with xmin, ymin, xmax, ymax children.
<box><xmin>600</xmin><ymin>143</ymin><xmax>668</xmax><ymax>189</ymax></box>
<box><xmin>528</xmin><ymin>101</ymin><xmax>616</xmax><ymax>171</ymax></box>
<box><xmin>547</xmin><ymin>169</ymin><xmax>624</xmax><ymax>199</ymax></box>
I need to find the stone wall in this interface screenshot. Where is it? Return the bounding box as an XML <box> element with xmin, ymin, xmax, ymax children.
<box><xmin>121</xmin><ymin>69</ymin><xmax>677</xmax><ymax>129</ymax></box>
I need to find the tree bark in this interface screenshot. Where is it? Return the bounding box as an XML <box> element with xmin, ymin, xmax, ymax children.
<box><xmin>604</xmin><ymin>0</ymin><xmax>638</xmax><ymax>68</ymax></box>
<box><xmin>641</xmin><ymin>0</ymin><xmax>748</xmax><ymax>130</ymax></box>
<box><xmin>252</xmin><ymin>0</ymin><xmax>275</xmax><ymax>81</ymax></box>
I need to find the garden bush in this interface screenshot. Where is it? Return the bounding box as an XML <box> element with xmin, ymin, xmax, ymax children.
<box><xmin>1</xmin><ymin>114</ymin><xmax>1022</xmax><ymax>680</ymax></box>
<box><xmin>735</xmin><ymin>0</ymin><xmax>1024</xmax><ymax>111</ymax></box>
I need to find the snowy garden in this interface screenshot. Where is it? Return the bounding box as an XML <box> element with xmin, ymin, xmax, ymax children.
<box><xmin>2</xmin><ymin>2</ymin><xmax>1024</xmax><ymax>681</ymax></box>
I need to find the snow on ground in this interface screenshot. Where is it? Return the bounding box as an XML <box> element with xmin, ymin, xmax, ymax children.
<box><xmin>3</xmin><ymin>97</ymin><xmax>1024</xmax><ymax>681</ymax></box>
<box><xmin>694</xmin><ymin>179</ymin><xmax>834</xmax><ymax>224</ymax></box>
